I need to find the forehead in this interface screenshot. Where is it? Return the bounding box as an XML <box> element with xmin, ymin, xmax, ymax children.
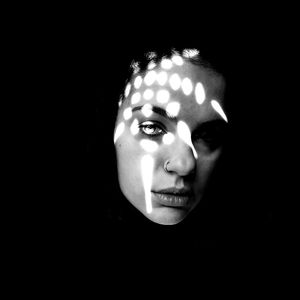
<box><xmin>120</xmin><ymin>61</ymin><xmax>226</xmax><ymax>125</ymax></box>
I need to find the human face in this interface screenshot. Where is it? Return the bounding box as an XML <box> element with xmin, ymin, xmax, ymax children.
<box><xmin>114</xmin><ymin>58</ymin><xmax>228</xmax><ymax>225</ymax></box>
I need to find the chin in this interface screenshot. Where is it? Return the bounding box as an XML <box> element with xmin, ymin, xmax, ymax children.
<box><xmin>143</xmin><ymin>207</ymin><xmax>190</xmax><ymax>225</ymax></box>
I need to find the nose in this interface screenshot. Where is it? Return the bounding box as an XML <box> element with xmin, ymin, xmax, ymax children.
<box><xmin>167</xmin><ymin>138</ymin><xmax>196</xmax><ymax>177</ymax></box>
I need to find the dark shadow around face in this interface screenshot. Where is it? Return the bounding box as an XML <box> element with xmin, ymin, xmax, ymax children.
<box><xmin>114</xmin><ymin>56</ymin><xmax>228</xmax><ymax>225</ymax></box>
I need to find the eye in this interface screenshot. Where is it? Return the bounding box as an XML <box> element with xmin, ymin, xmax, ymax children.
<box><xmin>139</xmin><ymin>121</ymin><xmax>166</xmax><ymax>137</ymax></box>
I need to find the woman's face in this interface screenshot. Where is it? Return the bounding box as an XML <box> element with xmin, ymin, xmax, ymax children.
<box><xmin>114</xmin><ymin>58</ymin><xmax>228</xmax><ymax>225</ymax></box>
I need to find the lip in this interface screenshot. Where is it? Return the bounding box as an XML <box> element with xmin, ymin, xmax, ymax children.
<box><xmin>152</xmin><ymin>188</ymin><xmax>193</xmax><ymax>208</ymax></box>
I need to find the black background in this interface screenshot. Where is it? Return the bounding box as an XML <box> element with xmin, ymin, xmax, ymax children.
<box><xmin>18</xmin><ymin>8</ymin><xmax>296</xmax><ymax>276</ymax></box>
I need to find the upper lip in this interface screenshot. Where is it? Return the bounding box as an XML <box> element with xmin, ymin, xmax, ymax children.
<box><xmin>153</xmin><ymin>187</ymin><xmax>193</xmax><ymax>196</ymax></box>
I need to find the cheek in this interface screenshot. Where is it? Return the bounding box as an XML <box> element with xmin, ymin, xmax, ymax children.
<box><xmin>195</xmin><ymin>152</ymin><xmax>221</xmax><ymax>185</ymax></box>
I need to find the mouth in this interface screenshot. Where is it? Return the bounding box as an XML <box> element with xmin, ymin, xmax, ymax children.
<box><xmin>152</xmin><ymin>188</ymin><xmax>193</xmax><ymax>208</ymax></box>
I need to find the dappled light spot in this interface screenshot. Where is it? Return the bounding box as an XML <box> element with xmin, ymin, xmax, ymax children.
<box><xmin>141</xmin><ymin>103</ymin><xmax>153</xmax><ymax>117</ymax></box>
<box><xmin>140</xmin><ymin>139</ymin><xmax>159</xmax><ymax>152</ymax></box>
<box><xmin>161</xmin><ymin>58</ymin><xmax>173</xmax><ymax>70</ymax></box>
<box><xmin>114</xmin><ymin>122</ymin><xmax>125</xmax><ymax>144</ymax></box>
<box><xmin>156</xmin><ymin>89</ymin><xmax>170</xmax><ymax>104</ymax></box>
<box><xmin>144</xmin><ymin>70</ymin><xmax>157</xmax><ymax>86</ymax></box>
<box><xmin>169</xmin><ymin>73</ymin><xmax>181</xmax><ymax>91</ymax></box>
<box><xmin>171</xmin><ymin>55</ymin><xmax>184</xmax><ymax>66</ymax></box>
<box><xmin>141</xmin><ymin>154</ymin><xmax>154</xmax><ymax>214</ymax></box>
<box><xmin>195</xmin><ymin>82</ymin><xmax>206</xmax><ymax>105</ymax></box>
<box><xmin>177</xmin><ymin>121</ymin><xmax>198</xmax><ymax>159</ymax></box>
<box><xmin>134</xmin><ymin>75</ymin><xmax>143</xmax><ymax>89</ymax></box>
<box><xmin>123</xmin><ymin>107</ymin><xmax>132</xmax><ymax>120</ymax></box>
<box><xmin>147</xmin><ymin>61</ymin><xmax>156</xmax><ymax>70</ymax></box>
<box><xmin>181</xmin><ymin>77</ymin><xmax>193</xmax><ymax>96</ymax></box>
<box><xmin>143</xmin><ymin>89</ymin><xmax>154</xmax><ymax>100</ymax></box>
<box><xmin>162</xmin><ymin>132</ymin><xmax>175</xmax><ymax>145</ymax></box>
<box><xmin>166</xmin><ymin>102</ymin><xmax>180</xmax><ymax>117</ymax></box>
<box><xmin>157</xmin><ymin>71</ymin><xmax>168</xmax><ymax>86</ymax></box>
<box><xmin>124</xmin><ymin>83</ymin><xmax>131</xmax><ymax>98</ymax></box>
<box><xmin>130</xmin><ymin>118</ymin><xmax>139</xmax><ymax>135</ymax></box>
<box><xmin>211</xmin><ymin>100</ymin><xmax>228</xmax><ymax>123</ymax></box>
<box><xmin>131</xmin><ymin>92</ymin><xmax>141</xmax><ymax>104</ymax></box>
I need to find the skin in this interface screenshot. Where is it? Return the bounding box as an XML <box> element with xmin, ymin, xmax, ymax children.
<box><xmin>114</xmin><ymin>60</ymin><xmax>227</xmax><ymax>225</ymax></box>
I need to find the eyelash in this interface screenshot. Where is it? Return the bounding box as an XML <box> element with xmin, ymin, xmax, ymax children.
<box><xmin>138</xmin><ymin>121</ymin><xmax>166</xmax><ymax>137</ymax></box>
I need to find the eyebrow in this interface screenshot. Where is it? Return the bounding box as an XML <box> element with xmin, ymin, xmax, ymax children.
<box><xmin>132</xmin><ymin>105</ymin><xmax>228</xmax><ymax>128</ymax></box>
<box><xmin>132</xmin><ymin>105</ymin><xmax>177</xmax><ymax>121</ymax></box>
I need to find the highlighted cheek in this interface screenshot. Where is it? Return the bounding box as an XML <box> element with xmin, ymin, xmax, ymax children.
<box><xmin>177</xmin><ymin>121</ymin><xmax>198</xmax><ymax>159</ymax></box>
<box><xmin>130</xmin><ymin>118</ymin><xmax>139</xmax><ymax>135</ymax></box>
<box><xmin>141</xmin><ymin>155</ymin><xmax>154</xmax><ymax>214</ymax></box>
<box><xmin>114</xmin><ymin>122</ymin><xmax>125</xmax><ymax>144</ymax></box>
<box><xmin>140</xmin><ymin>140</ymin><xmax>159</xmax><ymax>152</ymax></box>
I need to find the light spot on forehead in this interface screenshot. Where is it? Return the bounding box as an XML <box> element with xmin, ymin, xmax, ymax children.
<box><xmin>134</xmin><ymin>76</ymin><xmax>143</xmax><ymax>89</ymax></box>
<box><xmin>141</xmin><ymin>103</ymin><xmax>153</xmax><ymax>117</ymax></box>
<box><xmin>169</xmin><ymin>73</ymin><xmax>181</xmax><ymax>91</ymax></box>
<box><xmin>144</xmin><ymin>70</ymin><xmax>157</xmax><ymax>86</ymax></box>
<box><xmin>131</xmin><ymin>92</ymin><xmax>141</xmax><ymax>104</ymax></box>
<box><xmin>161</xmin><ymin>58</ymin><xmax>173</xmax><ymax>70</ymax></box>
<box><xmin>166</xmin><ymin>102</ymin><xmax>180</xmax><ymax>117</ymax></box>
<box><xmin>156</xmin><ymin>89</ymin><xmax>170</xmax><ymax>104</ymax></box>
<box><xmin>181</xmin><ymin>77</ymin><xmax>193</xmax><ymax>96</ymax></box>
<box><xmin>143</xmin><ymin>89</ymin><xmax>154</xmax><ymax>100</ymax></box>
<box><xmin>147</xmin><ymin>61</ymin><xmax>156</xmax><ymax>70</ymax></box>
<box><xmin>123</xmin><ymin>107</ymin><xmax>132</xmax><ymax>120</ymax></box>
<box><xmin>195</xmin><ymin>82</ymin><xmax>206</xmax><ymax>105</ymax></box>
<box><xmin>157</xmin><ymin>71</ymin><xmax>168</xmax><ymax>86</ymax></box>
<box><xmin>140</xmin><ymin>139</ymin><xmax>159</xmax><ymax>152</ymax></box>
<box><xmin>171</xmin><ymin>55</ymin><xmax>184</xmax><ymax>66</ymax></box>
<box><xmin>124</xmin><ymin>83</ymin><xmax>131</xmax><ymax>98</ymax></box>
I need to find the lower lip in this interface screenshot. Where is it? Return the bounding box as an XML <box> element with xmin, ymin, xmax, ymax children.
<box><xmin>152</xmin><ymin>192</ymin><xmax>191</xmax><ymax>208</ymax></box>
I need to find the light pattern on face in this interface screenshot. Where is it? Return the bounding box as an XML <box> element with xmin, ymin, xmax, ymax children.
<box><xmin>141</xmin><ymin>155</ymin><xmax>154</xmax><ymax>213</ymax></box>
<box><xmin>114</xmin><ymin>121</ymin><xmax>125</xmax><ymax>144</ymax></box>
<box><xmin>123</xmin><ymin>107</ymin><xmax>132</xmax><ymax>120</ymax></box>
<box><xmin>131</xmin><ymin>92</ymin><xmax>141</xmax><ymax>105</ymax></box>
<box><xmin>141</xmin><ymin>103</ymin><xmax>153</xmax><ymax>117</ymax></box>
<box><xmin>166</xmin><ymin>102</ymin><xmax>180</xmax><ymax>117</ymax></box>
<box><xmin>181</xmin><ymin>77</ymin><xmax>193</xmax><ymax>96</ymax></box>
<box><xmin>115</xmin><ymin>50</ymin><xmax>229</xmax><ymax>223</ymax></box>
<box><xmin>134</xmin><ymin>76</ymin><xmax>143</xmax><ymax>89</ymax></box>
<box><xmin>177</xmin><ymin>121</ymin><xmax>198</xmax><ymax>159</ymax></box>
<box><xmin>140</xmin><ymin>139</ymin><xmax>159</xmax><ymax>152</ymax></box>
<box><xmin>162</xmin><ymin>132</ymin><xmax>175</xmax><ymax>145</ymax></box>
<box><xmin>124</xmin><ymin>83</ymin><xmax>131</xmax><ymax>98</ymax></box>
<box><xmin>156</xmin><ymin>89</ymin><xmax>170</xmax><ymax>103</ymax></box>
<box><xmin>161</xmin><ymin>58</ymin><xmax>173</xmax><ymax>70</ymax></box>
<box><xmin>169</xmin><ymin>73</ymin><xmax>181</xmax><ymax>91</ymax></box>
<box><xmin>211</xmin><ymin>99</ymin><xmax>228</xmax><ymax>123</ymax></box>
<box><xmin>195</xmin><ymin>82</ymin><xmax>206</xmax><ymax>105</ymax></box>
<box><xmin>143</xmin><ymin>89</ymin><xmax>154</xmax><ymax>100</ymax></box>
<box><xmin>130</xmin><ymin>118</ymin><xmax>139</xmax><ymax>135</ymax></box>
